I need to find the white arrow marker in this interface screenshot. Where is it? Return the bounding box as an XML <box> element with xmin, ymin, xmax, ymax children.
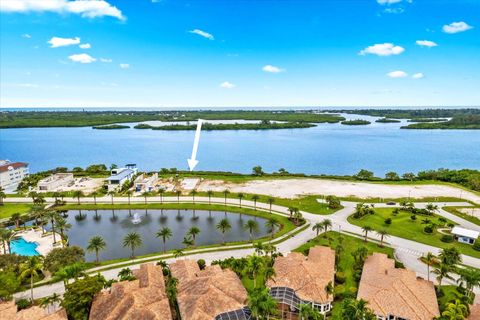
<box><xmin>187</xmin><ymin>119</ymin><xmax>203</xmax><ymax>171</ymax></box>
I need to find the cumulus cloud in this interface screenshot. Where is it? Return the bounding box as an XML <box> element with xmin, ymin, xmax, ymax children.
<box><xmin>416</xmin><ymin>40</ymin><xmax>438</xmax><ymax>47</ymax></box>
<box><xmin>412</xmin><ymin>73</ymin><xmax>424</xmax><ymax>79</ymax></box>
<box><xmin>387</xmin><ymin>70</ymin><xmax>408</xmax><ymax>78</ymax></box>
<box><xmin>219</xmin><ymin>81</ymin><xmax>235</xmax><ymax>89</ymax></box>
<box><xmin>21</xmin><ymin>33</ymin><xmax>31</xmax><ymax>38</ymax></box>
<box><xmin>377</xmin><ymin>0</ymin><xmax>402</xmax><ymax>4</ymax></box>
<box><xmin>0</xmin><ymin>0</ymin><xmax>125</xmax><ymax>21</ymax></box>
<box><xmin>68</xmin><ymin>53</ymin><xmax>96</xmax><ymax>63</ymax></box>
<box><xmin>119</xmin><ymin>63</ymin><xmax>130</xmax><ymax>69</ymax></box>
<box><xmin>262</xmin><ymin>65</ymin><xmax>284</xmax><ymax>73</ymax></box>
<box><xmin>189</xmin><ymin>29</ymin><xmax>214</xmax><ymax>40</ymax></box>
<box><xmin>48</xmin><ymin>36</ymin><xmax>80</xmax><ymax>48</ymax></box>
<box><xmin>442</xmin><ymin>21</ymin><xmax>473</xmax><ymax>34</ymax></box>
<box><xmin>100</xmin><ymin>58</ymin><xmax>112</xmax><ymax>63</ymax></box>
<box><xmin>79</xmin><ymin>43</ymin><xmax>91</xmax><ymax>49</ymax></box>
<box><xmin>359</xmin><ymin>43</ymin><xmax>405</xmax><ymax>56</ymax></box>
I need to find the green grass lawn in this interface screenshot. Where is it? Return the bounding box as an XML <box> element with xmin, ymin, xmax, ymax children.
<box><xmin>444</xmin><ymin>206</ymin><xmax>480</xmax><ymax>226</ymax></box>
<box><xmin>293</xmin><ymin>231</ymin><xmax>395</xmax><ymax>319</ymax></box>
<box><xmin>347</xmin><ymin>207</ymin><xmax>480</xmax><ymax>259</ymax></box>
<box><xmin>0</xmin><ymin>203</ymin><xmax>33</xmax><ymax>219</ymax></box>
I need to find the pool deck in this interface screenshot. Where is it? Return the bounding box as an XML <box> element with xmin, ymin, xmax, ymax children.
<box><xmin>0</xmin><ymin>228</ymin><xmax>61</xmax><ymax>256</ymax></box>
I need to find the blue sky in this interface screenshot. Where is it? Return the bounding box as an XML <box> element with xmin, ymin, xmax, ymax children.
<box><xmin>0</xmin><ymin>0</ymin><xmax>479</xmax><ymax>108</ymax></box>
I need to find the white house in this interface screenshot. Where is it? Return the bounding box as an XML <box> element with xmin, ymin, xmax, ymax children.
<box><xmin>107</xmin><ymin>164</ymin><xmax>137</xmax><ymax>191</ymax></box>
<box><xmin>37</xmin><ymin>173</ymin><xmax>74</xmax><ymax>191</ymax></box>
<box><xmin>134</xmin><ymin>173</ymin><xmax>158</xmax><ymax>192</ymax></box>
<box><xmin>0</xmin><ymin>160</ymin><xmax>29</xmax><ymax>191</ymax></box>
<box><xmin>451</xmin><ymin>226</ymin><xmax>479</xmax><ymax>245</ymax></box>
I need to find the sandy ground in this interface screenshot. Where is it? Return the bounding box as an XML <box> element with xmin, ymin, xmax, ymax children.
<box><xmin>198</xmin><ymin>178</ymin><xmax>480</xmax><ymax>203</ymax></box>
<box><xmin>460</xmin><ymin>207</ymin><xmax>480</xmax><ymax>218</ymax></box>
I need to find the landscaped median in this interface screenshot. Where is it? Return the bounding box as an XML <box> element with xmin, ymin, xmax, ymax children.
<box><xmin>347</xmin><ymin>206</ymin><xmax>480</xmax><ymax>259</ymax></box>
<box><xmin>443</xmin><ymin>205</ymin><xmax>480</xmax><ymax>226</ymax></box>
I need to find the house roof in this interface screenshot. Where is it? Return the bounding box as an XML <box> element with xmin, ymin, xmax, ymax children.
<box><xmin>0</xmin><ymin>162</ymin><xmax>28</xmax><ymax>173</ymax></box>
<box><xmin>467</xmin><ymin>303</ymin><xmax>480</xmax><ymax>320</ymax></box>
<box><xmin>357</xmin><ymin>253</ymin><xmax>440</xmax><ymax>320</ymax></box>
<box><xmin>0</xmin><ymin>301</ymin><xmax>67</xmax><ymax>320</ymax></box>
<box><xmin>451</xmin><ymin>226</ymin><xmax>480</xmax><ymax>239</ymax></box>
<box><xmin>266</xmin><ymin>246</ymin><xmax>335</xmax><ymax>304</ymax></box>
<box><xmin>107</xmin><ymin>168</ymin><xmax>134</xmax><ymax>181</ymax></box>
<box><xmin>170</xmin><ymin>259</ymin><xmax>248</xmax><ymax>320</ymax></box>
<box><xmin>89</xmin><ymin>263</ymin><xmax>172</xmax><ymax>320</ymax></box>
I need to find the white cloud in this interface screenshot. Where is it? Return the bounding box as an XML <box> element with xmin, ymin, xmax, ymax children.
<box><xmin>262</xmin><ymin>65</ymin><xmax>284</xmax><ymax>73</ymax></box>
<box><xmin>79</xmin><ymin>43</ymin><xmax>91</xmax><ymax>49</ymax></box>
<box><xmin>48</xmin><ymin>36</ymin><xmax>80</xmax><ymax>48</ymax></box>
<box><xmin>359</xmin><ymin>43</ymin><xmax>405</xmax><ymax>56</ymax></box>
<box><xmin>0</xmin><ymin>0</ymin><xmax>125</xmax><ymax>21</ymax></box>
<box><xmin>189</xmin><ymin>29</ymin><xmax>214</xmax><ymax>40</ymax></box>
<box><xmin>387</xmin><ymin>70</ymin><xmax>408</xmax><ymax>78</ymax></box>
<box><xmin>119</xmin><ymin>63</ymin><xmax>130</xmax><ymax>69</ymax></box>
<box><xmin>68</xmin><ymin>53</ymin><xmax>96</xmax><ymax>63</ymax></box>
<box><xmin>412</xmin><ymin>73</ymin><xmax>424</xmax><ymax>79</ymax></box>
<box><xmin>220</xmin><ymin>81</ymin><xmax>235</xmax><ymax>89</ymax></box>
<box><xmin>21</xmin><ymin>33</ymin><xmax>31</xmax><ymax>38</ymax></box>
<box><xmin>384</xmin><ymin>7</ymin><xmax>404</xmax><ymax>14</ymax></box>
<box><xmin>100</xmin><ymin>58</ymin><xmax>112</xmax><ymax>63</ymax></box>
<box><xmin>377</xmin><ymin>0</ymin><xmax>402</xmax><ymax>4</ymax></box>
<box><xmin>416</xmin><ymin>40</ymin><xmax>438</xmax><ymax>47</ymax></box>
<box><xmin>442</xmin><ymin>21</ymin><xmax>473</xmax><ymax>34</ymax></box>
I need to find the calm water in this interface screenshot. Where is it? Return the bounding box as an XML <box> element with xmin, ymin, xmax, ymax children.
<box><xmin>10</xmin><ymin>238</ymin><xmax>40</xmax><ymax>256</ymax></box>
<box><xmin>1</xmin><ymin>114</ymin><xmax>479</xmax><ymax>175</ymax></box>
<box><xmin>63</xmin><ymin>209</ymin><xmax>270</xmax><ymax>261</ymax></box>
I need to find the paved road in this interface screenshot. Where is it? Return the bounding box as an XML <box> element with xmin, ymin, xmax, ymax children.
<box><xmin>9</xmin><ymin>196</ymin><xmax>479</xmax><ymax>300</ymax></box>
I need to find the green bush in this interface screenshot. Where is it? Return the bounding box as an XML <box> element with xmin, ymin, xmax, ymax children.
<box><xmin>335</xmin><ymin>271</ymin><xmax>346</xmax><ymax>284</ymax></box>
<box><xmin>441</xmin><ymin>235</ymin><xmax>454</xmax><ymax>243</ymax></box>
<box><xmin>44</xmin><ymin>246</ymin><xmax>85</xmax><ymax>274</ymax></box>
<box><xmin>16</xmin><ymin>298</ymin><xmax>31</xmax><ymax>310</ymax></box>
<box><xmin>473</xmin><ymin>239</ymin><xmax>480</xmax><ymax>251</ymax></box>
<box><xmin>410</xmin><ymin>214</ymin><xmax>417</xmax><ymax>221</ymax></box>
<box><xmin>334</xmin><ymin>284</ymin><xmax>345</xmax><ymax>299</ymax></box>
<box><xmin>424</xmin><ymin>225</ymin><xmax>434</xmax><ymax>234</ymax></box>
<box><xmin>384</xmin><ymin>218</ymin><xmax>392</xmax><ymax>225</ymax></box>
<box><xmin>197</xmin><ymin>259</ymin><xmax>206</xmax><ymax>270</ymax></box>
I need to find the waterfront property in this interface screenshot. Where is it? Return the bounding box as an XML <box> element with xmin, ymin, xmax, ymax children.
<box><xmin>450</xmin><ymin>226</ymin><xmax>479</xmax><ymax>245</ymax></box>
<box><xmin>37</xmin><ymin>173</ymin><xmax>74</xmax><ymax>191</ymax></box>
<box><xmin>170</xmin><ymin>259</ymin><xmax>250</xmax><ymax>320</ymax></box>
<box><xmin>107</xmin><ymin>164</ymin><xmax>138</xmax><ymax>191</ymax></box>
<box><xmin>0</xmin><ymin>300</ymin><xmax>67</xmax><ymax>320</ymax></box>
<box><xmin>89</xmin><ymin>263</ymin><xmax>172</xmax><ymax>320</ymax></box>
<box><xmin>0</xmin><ymin>160</ymin><xmax>29</xmax><ymax>191</ymax></box>
<box><xmin>134</xmin><ymin>172</ymin><xmax>158</xmax><ymax>192</ymax></box>
<box><xmin>357</xmin><ymin>253</ymin><xmax>439</xmax><ymax>320</ymax></box>
<box><xmin>267</xmin><ymin>246</ymin><xmax>335</xmax><ymax>316</ymax></box>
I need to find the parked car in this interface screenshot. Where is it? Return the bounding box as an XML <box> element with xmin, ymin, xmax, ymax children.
<box><xmin>386</xmin><ymin>201</ymin><xmax>396</xmax><ymax>205</ymax></box>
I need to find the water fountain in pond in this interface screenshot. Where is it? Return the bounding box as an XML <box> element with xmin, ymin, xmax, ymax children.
<box><xmin>131</xmin><ymin>212</ymin><xmax>142</xmax><ymax>224</ymax></box>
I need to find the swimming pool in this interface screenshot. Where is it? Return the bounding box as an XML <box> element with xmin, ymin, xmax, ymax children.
<box><xmin>10</xmin><ymin>238</ymin><xmax>40</xmax><ymax>256</ymax></box>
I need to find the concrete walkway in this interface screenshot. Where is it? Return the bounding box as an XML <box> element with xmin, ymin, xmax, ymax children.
<box><xmin>9</xmin><ymin>195</ymin><xmax>480</xmax><ymax>300</ymax></box>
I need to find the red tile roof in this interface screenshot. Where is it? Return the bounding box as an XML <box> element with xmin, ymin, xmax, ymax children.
<box><xmin>0</xmin><ymin>162</ymin><xmax>28</xmax><ymax>173</ymax></box>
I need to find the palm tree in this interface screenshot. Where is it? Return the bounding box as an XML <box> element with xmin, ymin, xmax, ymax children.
<box><xmin>40</xmin><ymin>293</ymin><xmax>61</xmax><ymax>313</ymax></box>
<box><xmin>158</xmin><ymin>188</ymin><xmax>165</xmax><ymax>203</ymax></box>
<box><xmin>223</xmin><ymin>189</ymin><xmax>230</xmax><ymax>205</ymax></box>
<box><xmin>267</xmin><ymin>197</ymin><xmax>274</xmax><ymax>213</ymax></box>
<box><xmin>293</xmin><ymin>208</ymin><xmax>302</xmax><ymax>225</ymax></box>
<box><xmin>156</xmin><ymin>227</ymin><xmax>173</xmax><ymax>253</ymax></box>
<box><xmin>0</xmin><ymin>188</ymin><xmax>5</xmax><ymax>206</ymax></box>
<box><xmin>20</xmin><ymin>256</ymin><xmax>44</xmax><ymax>302</ymax></box>
<box><xmin>190</xmin><ymin>189</ymin><xmax>198</xmax><ymax>204</ymax></box>
<box><xmin>90</xmin><ymin>191</ymin><xmax>98</xmax><ymax>205</ymax></box>
<box><xmin>325</xmin><ymin>281</ymin><xmax>334</xmax><ymax>301</ymax></box>
<box><xmin>442</xmin><ymin>299</ymin><xmax>468</xmax><ymax>320</ymax></box>
<box><xmin>10</xmin><ymin>212</ymin><xmax>22</xmax><ymax>229</ymax></box>
<box><xmin>247</xmin><ymin>288</ymin><xmax>278</xmax><ymax>319</ymax></box>
<box><xmin>457</xmin><ymin>267</ymin><xmax>480</xmax><ymax>298</ymax></box>
<box><xmin>123</xmin><ymin>232</ymin><xmax>142</xmax><ymax>258</ymax></box>
<box><xmin>87</xmin><ymin>235</ymin><xmax>106</xmax><ymax>264</ymax></box>
<box><xmin>142</xmin><ymin>191</ymin><xmax>149</xmax><ymax>204</ymax></box>
<box><xmin>207</xmin><ymin>190</ymin><xmax>214</xmax><ymax>204</ymax></box>
<box><xmin>376</xmin><ymin>229</ymin><xmax>388</xmax><ymax>247</ymax></box>
<box><xmin>46</xmin><ymin>211</ymin><xmax>59</xmax><ymax>243</ymax></box>
<box><xmin>0</xmin><ymin>229</ymin><xmax>15</xmax><ymax>254</ymax></box>
<box><xmin>173</xmin><ymin>248</ymin><xmax>184</xmax><ymax>258</ymax></box>
<box><xmin>341</xmin><ymin>298</ymin><xmax>375</xmax><ymax>320</ymax></box>
<box><xmin>425</xmin><ymin>252</ymin><xmax>435</xmax><ymax>282</ymax></box>
<box><xmin>244</xmin><ymin>219</ymin><xmax>259</xmax><ymax>242</ymax></box>
<box><xmin>182</xmin><ymin>236</ymin><xmax>194</xmax><ymax>248</ymax></box>
<box><xmin>322</xmin><ymin>219</ymin><xmax>332</xmax><ymax>235</ymax></box>
<box><xmin>28</xmin><ymin>191</ymin><xmax>38</xmax><ymax>203</ymax></box>
<box><xmin>216</xmin><ymin>218</ymin><xmax>232</xmax><ymax>244</ymax></box>
<box><xmin>187</xmin><ymin>226</ymin><xmax>201</xmax><ymax>246</ymax></box>
<box><xmin>72</xmin><ymin>190</ymin><xmax>84</xmax><ymax>205</ymax></box>
<box><xmin>176</xmin><ymin>190</ymin><xmax>182</xmax><ymax>203</ymax></box>
<box><xmin>125</xmin><ymin>190</ymin><xmax>133</xmax><ymax>205</ymax></box>
<box><xmin>433</xmin><ymin>262</ymin><xmax>454</xmax><ymax>286</ymax></box>
<box><xmin>244</xmin><ymin>255</ymin><xmax>264</xmax><ymax>289</ymax></box>
<box><xmin>251</xmin><ymin>194</ymin><xmax>260</xmax><ymax>210</ymax></box>
<box><xmin>265</xmin><ymin>218</ymin><xmax>280</xmax><ymax>238</ymax></box>
<box><xmin>439</xmin><ymin>247</ymin><xmax>462</xmax><ymax>267</ymax></box>
<box><xmin>299</xmin><ymin>303</ymin><xmax>324</xmax><ymax>320</ymax></box>
<box><xmin>54</xmin><ymin>217</ymin><xmax>71</xmax><ymax>248</ymax></box>
<box><xmin>312</xmin><ymin>222</ymin><xmax>323</xmax><ymax>237</ymax></box>
<box><xmin>361</xmin><ymin>225</ymin><xmax>372</xmax><ymax>242</ymax></box>
<box><xmin>237</xmin><ymin>192</ymin><xmax>244</xmax><ymax>207</ymax></box>
<box><xmin>107</xmin><ymin>190</ymin><xmax>115</xmax><ymax>205</ymax></box>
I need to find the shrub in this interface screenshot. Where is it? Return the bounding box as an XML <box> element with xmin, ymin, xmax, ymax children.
<box><xmin>334</xmin><ymin>285</ymin><xmax>345</xmax><ymax>299</ymax></box>
<box><xmin>473</xmin><ymin>239</ymin><xmax>480</xmax><ymax>251</ymax></box>
<box><xmin>335</xmin><ymin>272</ymin><xmax>346</xmax><ymax>284</ymax></box>
<box><xmin>410</xmin><ymin>214</ymin><xmax>417</xmax><ymax>221</ymax></box>
<box><xmin>441</xmin><ymin>235</ymin><xmax>454</xmax><ymax>243</ymax></box>
<box><xmin>197</xmin><ymin>259</ymin><xmax>206</xmax><ymax>270</ymax></box>
<box><xmin>44</xmin><ymin>246</ymin><xmax>85</xmax><ymax>274</ymax></box>
<box><xmin>384</xmin><ymin>218</ymin><xmax>392</xmax><ymax>225</ymax></box>
<box><xmin>424</xmin><ymin>225</ymin><xmax>434</xmax><ymax>234</ymax></box>
<box><xmin>353</xmin><ymin>269</ymin><xmax>363</xmax><ymax>282</ymax></box>
<box><xmin>394</xmin><ymin>260</ymin><xmax>405</xmax><ymax>269</ymax></box>
<box><xmin>16</xmin><ymin>298</ymin><xmax>31</xmax><ymax>310</ymax></box>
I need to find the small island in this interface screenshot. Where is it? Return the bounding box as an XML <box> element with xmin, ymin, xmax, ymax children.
<box><xmin>341</xmin><ymin>119</ymin><xmax>371</xmax><ymax>126</ymax></box>
<box><xmin>134</xmin><ymin>121</ymin><xmax>316</xmax><ymax>131</ymax></box>
<box><xmin>402</xmin><ymin>114</ymin><xmax>480</xmax><ymax>129</ymax></box>
<box><xmin>92</xmin><ymin>124</ymin><xmax>130</xmax><ymax>130</ymax></box>
<box><xmin>375</xmin><ymin>118</ymin><xmax>401</xmax><ymax>123</ymax></box>
<box><xmin>407</xmin><ymin>118</ymin><xmax>448</xmax><ymax>123</ymax></box>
